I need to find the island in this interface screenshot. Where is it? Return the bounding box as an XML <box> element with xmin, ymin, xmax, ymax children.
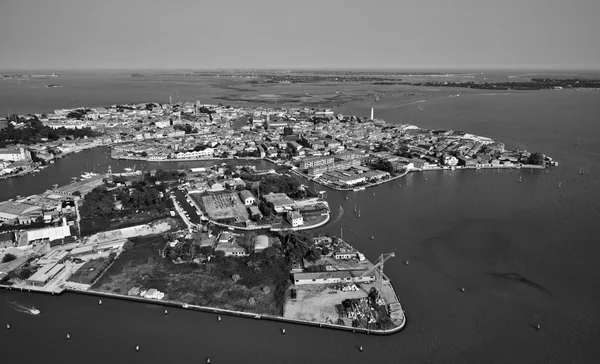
<box><xmin>0</xmin><ymin>164</ymin><xmax>404</xmax><ymax>334</ymax></box>
<box><xmin>0</xmin><ymin>89</ymin><xmax>559</xmax><ymax>334</ymax></box>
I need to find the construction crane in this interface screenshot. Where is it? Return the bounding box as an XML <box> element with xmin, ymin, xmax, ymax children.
<box><xmin>360</xmin><ymin>252</ymin><xmax>395</xmax><ymax>295</ymax></box>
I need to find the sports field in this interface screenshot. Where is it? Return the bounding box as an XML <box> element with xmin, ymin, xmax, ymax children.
<box><xmin>197</xmin><ymin>192</ymin><xmax>249</xmax><ymax>222</ymax></box>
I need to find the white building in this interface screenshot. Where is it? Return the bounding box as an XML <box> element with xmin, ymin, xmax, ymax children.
<box><xmin>143</xmin><ymin>288</ymin><xmax>165</xmax><ymax>300</ymax></box>
<box><xmin>0</xmin><ymin>147</ymin><xmax>31</xmax><ymax>162</ymax></box>
<box><xmin>442</xmin><ymin>155</ymin><xmax>458</xmax><ymax>166</ymax></box>
<box><xmin>239</xmin><ymin>190</ymin><xmax>255</xmax><ymax>206</ymax></box>
<box><xmin>287</xmin><ymin>211</ymin><xmax>303</xmax><ymax>227</ymax></box>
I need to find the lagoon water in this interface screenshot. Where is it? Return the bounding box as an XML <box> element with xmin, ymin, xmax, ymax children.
<box><xmin>1</xmin><ymin>72</ymin><xmax>600</xmax><ymax>363</ymax></box>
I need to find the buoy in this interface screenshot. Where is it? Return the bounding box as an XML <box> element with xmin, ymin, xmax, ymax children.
<box><xmin>281</xmin><ymin>328</ymin><xmax>286</xmax><ymax>335</ymax></box>
<box><xmin>164</xmin><ymin>309</ymin><xmax>168</xmax><ymax>315</ymax></box>
<box><xmin>536</xmin><ymin>324</ymin><xmax>541</xmax><ymax>330</ymax></box>
<box><xmin>217</xmin><ymin>316</ymin><xmax>222</xmax><ymax>322</ymax></box>
<box><xmin>67</xmin><ymin>333</ymin><xmax>71</xmax><ymax>339</ymax></box>
<box><xmin>359</xmin><ymin>346</ymin><xmax>364</xmax><ymax>352</ymax></box>
<box><xmin>371</xmin><ymin>236</ymin><xmax>374</xmax><ymax>240</ymax></box>
<box><xmin>99</xmin><ymin>300</ymin><xmax>102</xmax><ymax>305</ymax></box>
<box><xmin>206</xmin><ymin>358</ymin><xmax>211</xmax><ymax>364</ymax></box>
<box><xmin>6</xmin><ymin>324</ymin><xmax>10</xmax><ymax>329</ymax></box>
<box><xmin>372</xmin><ymin>193</ymin><xmax>375</xmax><ymax>196</ymax></box>
<box><xmin>135</xmin><ymin>345</ymin><xmax>140</xmax><ymax>351</ymax></box>
<box><xmin>405</xmin><ymin>261</ymin><xmax>409</xmax><ymax>265</ymax></box>
<box><xmin>461</xmin><ymin>287</ymin><xmax>465</xmax><ymax>293</ymax></box>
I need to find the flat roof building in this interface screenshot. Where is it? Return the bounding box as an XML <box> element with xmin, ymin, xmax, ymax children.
<box><xmin>26</xmin><ymin>263</ymin><xmax>65</xmax><ymax>287</ymax></box>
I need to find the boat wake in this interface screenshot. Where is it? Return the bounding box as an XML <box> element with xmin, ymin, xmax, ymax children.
<box><xmin>329</xmin><ymin>206</ymin><xmax>344</xmax><ymax>226</ymax></box>
<box><xmin>9</xmin><ymin>301</ymin><xmax>40</xmax><ymax>315</ymax></box>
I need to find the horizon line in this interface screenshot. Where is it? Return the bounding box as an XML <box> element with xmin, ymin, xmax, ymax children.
<box><xmin>1</xmin><ymin>65</ymin><xmax>600</xmax><ymax>72</ymax></box>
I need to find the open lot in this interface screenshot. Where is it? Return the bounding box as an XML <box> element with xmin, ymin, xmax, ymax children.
<box><xmin>196</xmin><ymin>192</ymin><xmax>249</xmax><ymax>222</ymax></box>
<box><xmin>283</xmin><ymin>284</ymin><xmax>369</xmax><ymax>324</ymax></box>
<box><xmin>67</xmin><ymin>257</ymin><xmax>112</xmax><ymax>285</ymax></box>
<box><xmin>92</xmin><ymin>235</ymin><xmax>289</xmax><ymax>316</ymax></box>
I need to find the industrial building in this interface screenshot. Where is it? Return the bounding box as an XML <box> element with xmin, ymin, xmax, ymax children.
<box><xmin>292</xmin><ymin>270</ymin><xmax>375</xmax><ymax>285</ymax></box>
<box><xmin>26</xmin><ymin>263</ymin><xmax>66</xmax><ymax>287</ymax></box>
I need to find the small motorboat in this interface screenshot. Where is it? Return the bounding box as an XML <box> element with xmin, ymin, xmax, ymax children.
<box><xmin>29</xmin><ymin>307</ymin><xmax>40</xmax><ymax>315</ymax></box>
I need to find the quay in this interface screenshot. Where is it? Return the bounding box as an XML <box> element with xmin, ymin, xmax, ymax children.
<box><xmin>0</xmin><ymin>283</ymin><xmax>406</xmax><ymax>335</ymax></box>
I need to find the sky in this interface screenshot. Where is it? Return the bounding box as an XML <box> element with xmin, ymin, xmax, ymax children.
<box><xmin>1</xmin><ymin>0</ymin><xmax>599</xmax><ymax>70</ymax></box>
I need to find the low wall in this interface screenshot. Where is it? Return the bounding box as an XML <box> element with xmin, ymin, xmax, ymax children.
<box><xmin>0</xmin><ymin>283</ymin><xmax>406</xmax><ymax>335</ymax></box>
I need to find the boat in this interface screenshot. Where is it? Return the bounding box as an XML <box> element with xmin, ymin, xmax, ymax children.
<box><xmin>49</xmin><ymin>160</ymin><xmax>55</xmax><ymax>164</ymax></box>
<box><xmin>182</xmin><ymin>303</ymin><xmax>189</xmax><ymax>308</ymax></box>
<box><xmin>29</xmin><ymin>307</ymin><xmax>40</xmax><ymax>315</ymax></box>
<box><xmin>123</xmin><ymin>167</ymin><xmax>133</xmax><ymax>172</ymax></box>
<box><xmin>80</xmin><ymin>172</ymin><xmax>99</xmax><ymax>180</ymax></box>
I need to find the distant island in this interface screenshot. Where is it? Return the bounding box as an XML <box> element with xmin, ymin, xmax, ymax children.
<box><xmin>1</xmin><ymin>73</ymin><xmax>60</xmax><ymax>79</ymax></box>
<box><xmin>45</xmin><ymin>84</ymin><xmax>62</xmax><ymax>88</ymax></box>
<box><xmin>398</xmin><ymin>78</ymin><xmax>600</xmax><ymax>90</ymax></box>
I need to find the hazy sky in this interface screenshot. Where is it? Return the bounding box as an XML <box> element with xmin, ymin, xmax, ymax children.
<box><xmin>1</xmin><ymin>0</ymin><xmax>599</xmax><ymax>70</ymax></box>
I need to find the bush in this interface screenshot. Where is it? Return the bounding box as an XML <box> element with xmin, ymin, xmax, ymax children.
<box><xmin>18</xmin><ymin>267</ymin><xmax>33</xmax><ymax>280</ymax></box>
<box><xmin>2</xmin><ymin>253</ymin><xmax>17</xmax><ymax>263</ymax></box>
<box><xmin>200</xmin><ymin>246</ymin><xmax>214</xmax><ymax>256</ymax></box>
<box><xmin>527</xmin><ymin>152</ymin><xmax>545</xmax><ymax>165</ymax></box>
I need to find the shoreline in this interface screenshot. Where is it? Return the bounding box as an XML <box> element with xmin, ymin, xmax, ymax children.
<box><xmin>292</xmin><ymin>164</ymin><xmax>547</xmax><ymax>191</ymax></box>
<box><xmin>0</xmin><ymin>280</ymin><xmax>406</xmax><ymax>335</ymax></box>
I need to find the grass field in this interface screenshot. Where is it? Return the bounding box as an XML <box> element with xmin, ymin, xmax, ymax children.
<box><xmin>196</xmin><ymin>192</ymin><xmax>249</xmax><ymax>222</ymax></box>
<box><xmin>92</xmin><ymin>234</ymin><xmax>289</xmax><ymax>315</ymax></box>
<box><xmin>68</xmin><ymin>257</ymin><xmax>112</xmax><ymax>285</ymax></box>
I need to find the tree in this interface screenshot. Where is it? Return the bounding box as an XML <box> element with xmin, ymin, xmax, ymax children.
<box><xmin>305</xmin><ymin>248</ymin><xmax>322</xmax><ymax>262</ymax></box>
<box><xmin>72</xmin><ymin>190</ymin><xmax>81</xmax><ymax>197</ymax></box>
<box><xmin>141</xmin><ymin>151</ymin><xmax>148</xmax><ymax>157</ymax></box>
<box><xmin>262</xmin><ymin>246</ymin><xmax>278</xmax><ymax>259</ymax></box>
<box><xmin>321</xmin><ymin>246</ymin><xmax>330</xmax><ymax>256</ymax></box>
<box><xmin>241</xmin><ymin>233</ymin><xmax>257</xmax><ymax>254</ymax></box>
<box><xmin>200</xmin><ymin>246</ymin><xmax>214</xmax><ymax>256</ymax></box>
<box><xmin>527</xmin><ymin>152</ymin><xmax>545</xmax><ymax>165</ymax></box>
<box><xmin>2</xmin><ymin>253</ymin><xmax>17</xmax><ymax>263</ymax></box>
<box><xmin>18</xmin><ymin>267</ymin><xmax>33</xmax><ymax>280</ymax></box>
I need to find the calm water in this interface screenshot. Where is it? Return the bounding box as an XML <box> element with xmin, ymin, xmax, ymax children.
<box><xmin>2</xmin><ymin>72</ymin><xmax>600</xmax><ymax>363</ymax></box>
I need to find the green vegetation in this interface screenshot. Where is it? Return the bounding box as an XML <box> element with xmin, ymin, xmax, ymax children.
<box><xmin>174</xmin><ymin>124</ymin><xmax>197</xmax><ymax>134</ymax></box>
<box><xmin>1</xmin><ymin>253</ymin><xmax>17</xmax><ymax>263</ymax></box>
<box><xmin>0</xmin><ymin>115</ymin><xmax>99</xmax><ymax>146</ymax></box>
<box><xmin>93</xmin><ymin>234</ymin><xmax>291</xmax><ymax>315</ymax></box>
<box><xmin>527</xmin><ymin>152</ymin><xmax>545</xmax><ymax>165</ymax></box>
<box><xmin>79</xmin><ymin>180</ymin><xmax>173</xmax><ymax>235</ymax></box>
<box><xmin>241</xmin><ymin>174</ymin><xmax>301</xmax><ymax>197</ymax></box>
<box><xmin>68</xmin><ymin>257</ymin><xmax>114</xmax><ymax>285</ymax></box>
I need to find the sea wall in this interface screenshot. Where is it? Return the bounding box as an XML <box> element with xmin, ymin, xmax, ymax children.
<box><xmin>0</xmin><ymin>284</ymin><xmax>405</xmax><ymax>335</ymax></box>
